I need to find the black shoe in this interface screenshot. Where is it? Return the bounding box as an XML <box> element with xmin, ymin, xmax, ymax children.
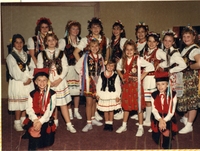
<box><xmin>108</xmin><ymin>124</ymin><xmax>113</xmax><ymax>131</ymax></box>
<box><xmin>103</xmin><ymin>124</ymin><xmax>109</xmax><ymax>131</ymax></box>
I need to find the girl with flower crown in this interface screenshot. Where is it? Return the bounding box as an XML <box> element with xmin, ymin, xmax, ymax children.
<box><xmin>6</xmin><ymin>34</ymin><xmax>35</xmax><ymax>131</ymax></box>
<box><xmin>60</xmin><ymin>20</ymin><xmax>83</xmax><ymax>120</ymax></box>
<box><xmin>37</xmin><ymin>32</ymin><xmax>76</xmax><ymax>133</ymax></box>
<box><xmin>130</xmin><ymin>22</ymin><xmax>149</xmax><ymax>120</ymax></box>
<box><xmin>109</xmin><ymin>20</ymin><xmax>127</xmax><ymax>120</ymax></box>
<box><xmin>161</xmin><ymin>30</ymin><xmax>186</xmax><ymax>96</ymax></box>
<box><xmin>177</xmin><ymin>26</ymin><xmax>200</xmax><ymax>134</ymax></box>
<box><xmin>74</xmin><ymin>17</ymin><xmax>110</xmax><ymax>121</ymax></box>
<box><xmin>139</xmin><ymin>32</ymin><xmax>167</xmax><ymax>130</ymax></box>
<box><xmin>115</xmin><ymin>40</ymin><xmax>154</xmax><ymax>137</ymax></box>
<box><xmin>75</xmin><ymin>39</ymin><xmax>105</xmax><ymax>132</ymax></box>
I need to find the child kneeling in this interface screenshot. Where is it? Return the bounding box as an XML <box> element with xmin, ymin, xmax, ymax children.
<box><xmin>151</xmin><ymin>72</ymin><xmax>178</xmax><ymax>149</ymax></box>
<box><xmin>23</xmin><ymin>68</ymin><xmax>57</xmax><ymax>150</ymax></box>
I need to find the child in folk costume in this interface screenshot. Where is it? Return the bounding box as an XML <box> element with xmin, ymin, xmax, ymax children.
<box><xmin>62</xmin><ymin>20</ymin><xmax>82</xmax><ymax>120</ymax></box>
<box><xmin>74</xmin><ymin>17</ymin><xmax>110</xmax><ymax>120</ymax></box>
<box><xmin>37</xmin><ymin>32</ymin><xmax>76</xmax><ymax>133</ymax></box>
<box><xmin>27</xmin><ymin>17</ymin><xmax>53</xmax><ymax>66</ymax></box>
<box><xmin>177</xmin><ymin>26</ymin><xmax>200</xmax><ymax>134</ymax></box>
<box><xmin>161</xmin><ymin>29</ymin><xmax>186</xmax><ymax>95</ymax></box>
<box><xmin>96</xmin><ymin>60</ymin><xmax>122</xmax><ymax>131</ymax></box>
<box><xmin>109</xmin><ymin>20</ymin><xmax>127</xmax><ymax>120</ymax></box>
<box><xmin>23</xmin><ymin>68</ymin><xmax>57</xmax><ymax>150</ymax></box>
<box><xmin>115</xmin><ymin>40</ymin><xmax>154</xmax><ymax>136</ymax></box>
<box><xmin>75</xmin><ymin>39</ymin><xmax>105</xmax><ymax>132</ymax></box>
<box><xmin>151</xmin><ymin>71</ymin><xmax>178</xmax><ymax>149</ymax></box>
<box><xmin>130</xmin><ymin>22</ymin><xmax>149</xmax><ymax>120</ymax></box>
<box><xmin>140</xmin><ymin>32</ymin><xmax>167</xmax><ymax>129</ymax></box>
<box><xmin>6</xmin><ymin>34</ymin><xmax>35</xmax><ymax>131</ymax></box>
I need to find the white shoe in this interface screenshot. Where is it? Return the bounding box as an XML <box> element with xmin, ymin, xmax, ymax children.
<box><xmin>136</xmin><ymin>127</ymin><xmax>144</xmax><ymax>137</ymax></box>
<box><xmin>116</xmin><ymin>126</ymin><xmax>127</xmax><ymax>133</ymax></box>
<box><xmin>136</xmin><ymin>121</ymin><xmax>151</xmax><ymax>126</ymax></box>
<box><xmin>95</xmin><ymin>111</ymin><xmax>103</xmax><ymax>121</ymax></box>
<box><xmin>74</xmin><ymin>112</ymin><xmax>82</xmax><ymax>119</ymax></box>
<box><xmin>69</xmin><ymin>109</ymin><xmax>73</xmax><ymax>120</ymax></box>
<box><xmin>114</xmin><ymin>111</ymin><xmax>124</xmax><ymax>120</ymax></box>
<box><xmin>180</xmin><ymin>117</ymin><xmax>187</xmax><ymax>125</ymax></box>
<box><xmin>92</xmin><ymin>119</ymin><xmax>103</xmax><ymax>126</ymax></box>
<box><xmin>148</xmin><ymin>128</ymin><xmax>152</xmax><ymax>132</ymax></box>
<box><xmin>82</xmin><ymin>124</ymin><xmax>93</xmax><ymax>132</ymax></box>
<box><xmin>130</xmin><ymin>114</ymin><xmax>138</xmax><ymax>120</ymax></box>
<box><xmin>179</xmin><ymin>125</ymin><xmax>193</xmax><ymax>134</ymax></box>
<box><xmin>66</xmin><ymin>124</ymin><xmax>76</xmax><ymax>133</ymax></box>
<box><xmin>14</xmin><ymin>121</ymin><xmax>23</xmax><ymax>131</ymax></box>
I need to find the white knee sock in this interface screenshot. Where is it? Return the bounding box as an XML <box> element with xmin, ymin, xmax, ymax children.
<box><xmin>145</xmin><ymin>106</ymin><xmax>152</xmax><ymax>123</ymax></box>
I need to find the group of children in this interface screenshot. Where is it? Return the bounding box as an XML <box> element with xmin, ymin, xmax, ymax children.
<box><xmin>6</xmin><ymin>16</ymin><xmax>200</xmax><ymax>150</ymax></box>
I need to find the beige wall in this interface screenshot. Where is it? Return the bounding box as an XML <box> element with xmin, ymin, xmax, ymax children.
<box><xmin>1</xmin><ymin>1</ymin><xmax>200</xmax><ymax>98</ymax></box>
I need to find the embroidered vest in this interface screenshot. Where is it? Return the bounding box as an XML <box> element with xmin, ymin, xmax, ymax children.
<box><xmin>30</xmin><ymin>89</ymin><xmax>56</xmax><ymax>115</ymax></box>
<box><xmin>100</xmin><ymin>72</ymin><xmax>117</xmax><ymax>92</ymax></box>
<box><xmin>164</xmin><ymin>49</ymin><xmax>179</xmax><ymax>72</ymax></box>
<box><xmin>182</xmin><ymin>46</ymin><xmax>198</xmax><ymax>72</ymax></box>
<box><xmin>64</xmin><ymin>37</ymin><xmax>82</xmax><ymax>66</ymax></box>
<box><xmin>42</xmin><ymin>51</ymin><xmax>64</xmax><ymax>75</ymax></box>
<box><xmin>32</xmin><ymin>36</ymin><xmax>44</xmax><ymax>58</ymax></box>
<box><xmin>110</xmin><ymin>39</ymin><xmax>122</xmax><ymax>61</ymax></box>
<box><xmin>7</xmin><ymin>52</ymin><xmax>31</xmax><ymax>80</ymax></box>
<box><xmin>152</xmin><ymin>90</ymin><xmax>176</xmax><ymax>114</ymax></box>
<box><xmin>87</xmin><ymin>54</ymin><xmax>103</xmax><ymax>76</ymax></box>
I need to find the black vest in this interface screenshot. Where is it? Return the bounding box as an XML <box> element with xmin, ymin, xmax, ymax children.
<box><xmin>100</xmin><ymin>72</ymin><xmax>117</xmax><ymax>92</ymax></box>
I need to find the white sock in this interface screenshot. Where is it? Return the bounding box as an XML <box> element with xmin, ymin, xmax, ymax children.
<box><xmin>91</xmin><ymin>116</ymin><xmax>95</xmax><ymax>120</ymax></box>
<box><xmin>66</xmin><ymin>122</ymin><xmax>72</xmax><ymax>126</ymax></box>
<box><xmin>139</xmin><ymin>124</ymin><xmax>143</xmax><ymax>129</ymax></box>
<box><xmin>186</xmin><ymin>122</ymin><xmax>192</xmax><ymax>127</ymax></box>
<box><xmin>20</xmin><ymin>117</ymin><xmax>26</xmax><ymax>124</ymax></box>
<box><xmin>74</xmin><ymin>108</ymin><xmax>79</xmax><ymax>113</ymax></box>
<box><xmin>105</xmin><ymin>121</ymin><xmax>109</xmax><ymax>124</ymax></box>
<box><xmin>108</xmin><ymin>121</ymin><xmax>113</xmax><ymax>125</ymax></box>
<box><xmin>14</xmin><ymin>120</ymin><xmax>20</xmax><ymax>124</ymax></box>
<box><xmin>122</xmin><ymin>122</ymin><xmax>127</xmax><ymax>127</ymax></box>
<box><xmin>87</xmin><ymin>120</ymin><xmax>92</xmax><ymax>124</ymax></box>
<box><xmin>145</xmin><ymin>106</ymin><xmax>152</xmax><ymax>123</ymax></box>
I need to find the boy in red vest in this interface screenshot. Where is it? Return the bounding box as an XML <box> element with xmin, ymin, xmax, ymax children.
<box><xmin>151</xmin><ymin>72</ymin><xmax>178</xmax><ymax>149</ymax></box>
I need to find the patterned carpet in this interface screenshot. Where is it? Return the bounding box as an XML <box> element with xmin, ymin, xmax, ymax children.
<box><xmin>2</xmin><ymin>98</ymin><xmax>200</xmax><ymax>151</ymax></box>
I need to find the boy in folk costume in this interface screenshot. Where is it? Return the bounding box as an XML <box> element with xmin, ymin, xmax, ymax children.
<box><xmin>23</xmin><ymin>68</ymin><xmax>57</xmax><ymax>150</ymax></box>
<box><xmin>151</xmin><ymin>71</ymin><xmax>178</xmax><ymax>149</ymax></box>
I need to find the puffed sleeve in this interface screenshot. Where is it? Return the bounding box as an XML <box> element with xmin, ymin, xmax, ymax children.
<box><xmin>116</xmin><ymin>59</ymin><xmax>123</xmax><ymax>71</ymax></box>
<box><xmin>163</xmin><ymin>94</ymin><xmax>177</xmax><ymax>122</ymax></box>
<box><xmin>6</xmin><ymin>54</ymin><xmax>30</xmax><ymax>83</ymax></box>
<box><xmin>58</xmin><ymin>50</ymin><xmax>69</xmax><ymax>79</ymax></box>
<box><xmin>76</xmin><ymin>37</ymin><xmax>88</xmax><ymax>51</ymax></box>
<box><xmin>140</xmin><ymin>57</ymin><xmax>154</xmax><ymax>72</ymax></box>
<box><xmin>27</xmin><ymin>37</ymin><xmax>35</xmax><ymax>50</ymax></box>
<box><xmin>170</xmin><ymin>52</ymin><xmax>187</xmax><ymax>73</ymax></box>
<box><xmin>156</xmin><ymin>49</ymin><xmax>168</xmax><ymax>68</ymax></box>
<box><xmin>75</xmin><ymin>54</ymin><xmax>84</xmax><ymax>74</ymax></box>
<box><xmin>120</xmin><ymin>38</ymin><xmax>127</xmax><ymax>50</ymax></box>
<box><xmin>58</xmin><ymin>38</ymin><xmax>66</xmax><ymax>51</ymax></box>
<box><xmin>151</xmin><ymin>96</ymin><xmax>162</xmax><ymax>121</ymax></box>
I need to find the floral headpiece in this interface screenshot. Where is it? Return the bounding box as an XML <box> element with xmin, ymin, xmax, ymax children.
<box><xmin>36</xmin><ymin>17</ymin><xmax>52</xmax><ymax>25</ymax></box>
<box><xmin>184</xmin><ymin>25</ymin><xmax>196</xmax><ymax>35</ymax></box>
<box><xmin>88</xmin><ymin>17</ymin><xmax>102</xmax><ymax>24</ymax></box>
<box><xmin>115</xmin><ymin>20</ymin><xmax>123</xmax><ymax>25</ymax></box>
<box><xmin>162</xmin><ymin>29</ymin><xmax>176</xmax><ymax>37</ymax></box>
<box><xmin>136</xmin><ymin>22</ymin><xmax>149</xmax><ymax>31</ymax></box>
<box><xmin>148</xmin><ymin>31</ymin><xmax>160</xmax><ymax>38</ymax></box>
<box><xmin>68</xmin><ymin>20</ymin><xmax>77</xmax><ymax>26</ymax></box>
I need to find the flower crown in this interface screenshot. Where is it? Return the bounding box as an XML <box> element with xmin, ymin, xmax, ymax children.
<box><xmin>36</xmin><ymin>17</ymin><xmax>52</xmax><ymax>25</ymax></box>
<box><xmin>162</xmin><ymin>29</ymin><xmax>176</xmax><ymax>36</ymax></box>
<box><xmin>184</xmin><ymin>25</ymin><xmax>196</xmax><ymax>35</ymax></box>
<box><xmin>68</xmin><ymin>20</ymin><xmax>77</xmax><ymax>26</ymax></box>
<box><xmin>148</xmin><ymin>31</ymin><xmax>160</xmax><ymax>38</ymax></box>
<box><xmin>88</xmin><ymin>17</ymin><xmax>102</xmax><ymax>24</ymax></box>
<box><xmin>136</xmin><ymin>22</ymin><xmax>149</xmax><ymax>31</ymax></box>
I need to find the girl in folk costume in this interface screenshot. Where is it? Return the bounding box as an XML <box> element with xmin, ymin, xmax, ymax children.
<box><xmin>62</xmin><ymin>20</ymin><xmax>82</xmax><ymax>120</ymax></box>
<box><xmin>161</xmin><ymin>29</ymin><xmax>186</xmax><ymax>96</ymax></box>
<box><xmin>135</xmin><ymin>22</ymin><xmax>149</xmax><ymax>56</ymax></box>
<box><xmin>37</xmin><ymin>32</ymin><xmax>76</xmax><ymax>133</ymax></box>
<box><xmin>140</xmin><ymin>32</ymin><xmax>167</xmax><ymax>129</ymax></box>
<box><xmin>96</xmin><ymin>60</ymin><xmax>122</xmax><ymax>131</ymax></box>
<box><xmin>27</xmin><ymin>17</ymin><xmax>65</xmax><ymax>66</ymax></box>
<box><xmin>115</xmin><ymin>40</ymin><xmax>154</xmax><ymax>137</ymax></box>
<box><xmin>6</xmin><ymin>34</ymin><xmax>35</xmax><ymax>131</ymax></box>
<box><xmin>27</xmin><ymin>17</ymin><xmax>53</xmax><ymax>66</ymax></box>
<box><xmin>177</xmin><ymin>26</ymin><xmax>200</xmax><ymax>134</ymax></box>
<box><xmin>109</xmin><ymin>20</ymin><xmax>127</xmax><ymax>120</ymax></box>
<box><xmin>75</xmin><ymin>39</ymin><xmax>105</xmax><ymax>132</ymax></box>
<box><xmin>130</xmin><ymin>22</ymin><xmax>149</xmax><ymax>120</ymax></box>
<box><xmin>74</xmin><ymin>17</ymin><xmax>110</xmax><ymax>120</ymax></box>
<box><xmin>151</xmin><ymin>71</ymin><xmax>178</xmax><ymax>149</ymax></box>
<box><xmin>23</xmin><ymin>68</ymin><xmax>57</xmax><ymax>150</ymax></box>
